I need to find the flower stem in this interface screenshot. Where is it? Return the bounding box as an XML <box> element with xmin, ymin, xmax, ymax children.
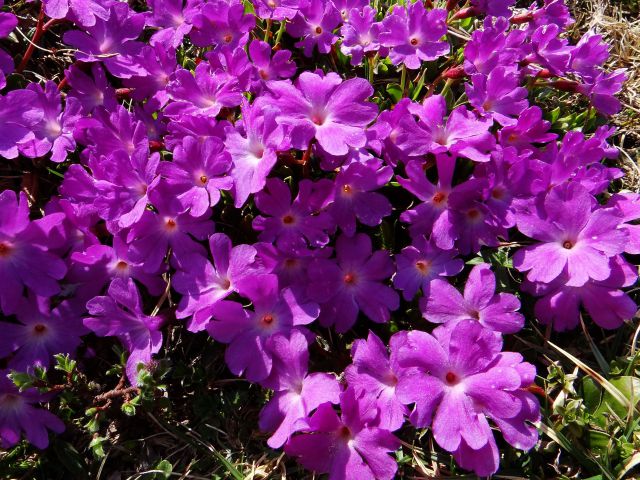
<box><xmin>274</xmin><ymin>20</ymin><xmax>287</xmax><ymax>48</ymax></box>
<box><xmin>264</xmin><ymin>18</ymin><xmax>272</xmax><ymax>42</ymax></box>
<box><xmin>400</xmin><ymin>65</ymin><xmax>407</xmax><ymax>97</ymax></box>
<box><xmin>17</xmin><ymin>4</ymin><xmax>45</xmax><ymax>73</ymax></box>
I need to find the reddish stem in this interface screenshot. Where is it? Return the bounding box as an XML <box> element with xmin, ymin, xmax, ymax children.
<box><xmin>17</xmin><ymin>5</ymin><xmax>46</xmax><ymax>73</ymax></box>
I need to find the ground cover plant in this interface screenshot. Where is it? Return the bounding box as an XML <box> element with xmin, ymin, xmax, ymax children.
<box><xmin>0</xmin><ymin>0</ymin><xmax>639</xmax><ymax>478</ymax></box>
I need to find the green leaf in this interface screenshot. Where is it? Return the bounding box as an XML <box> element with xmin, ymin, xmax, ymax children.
<box><xmin>386</xmin><ymin>83</ymin><xmax>403</xmax><ymax>103</ymax></box>
<box><xmin>52</xmin><ymin>441</ymin><xmax>88</xmax><ymax>479</ymax></box>
<box><xmin>152</xmin><ymin>460</ymin><xmax>173</xmax><ymax>479</ymax></box>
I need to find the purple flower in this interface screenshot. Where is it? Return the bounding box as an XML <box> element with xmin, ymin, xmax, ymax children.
<box><xmin>62</xmin><ymin>3</ymin><xmax>146</xmax><ymax>78</ymax></box>
<box><xmin>466</xmin><ymin>67</ymin><xmax>529</xmax><ymax>126</ymax></box>
<box><xmin>85</xmin><ymin>278</ymin><xmax>165</xmax><ymax>385</ymax></box>
<box><xmin>190</xmin><ymin>0</ymin><xmax>255</xmax><ymax>50</ymax></box>
<box><xmin>513</xmin><ymin>183</ymin><xmax>627</xmax><ymax>287</ymax></box>
<box><xmin>254</xmin><ymin>177</ymin><xmax>335</xmax><ymax>252</ymax></box>
<box><xmin>65</xmin><ymin>64</ymin><xmax>117</xmax><ymax>114</ymax></box>
<box><xmin>285</xmin><ymin>387</ymin><xmax>400</xmax><ymax>480</ymax></box>
<box><xmin>267</xmin><ymin>71</ymin><xmax>378</xmax><ymax>156</ymax></box>
<box><xmin>288</xmin><ymin>0</ymin><xmax>341</xmax><ymax>57</ymax></box>
<box><xmin>0</xmin><ymin>191</ymin><xmax>67</xmax><ymax>315</ymax></box>
<box><xmin>0</xmin><ymin>9</ymin><xmax>16</xmax><ymax>89</ymax></box>
<box><xmin>18</xmin><ymin>81</ymin><xmax>81</xmax><ymax>162</ymax></box>
<box><xmin>123</xmin><ymin>44</ymin><xmax>177</xmax><ymax>106</ymax></box>
<box><xmin>206</xmin><ymin>274</ymin><xmax>319</xmax><ymax>382</ymax></box>
<box><xmin>308</xmin><ymin>233</ymin><xmax>399</xmax><ymax>332</ymax></box>
<box><xmin>569</xmin><ymin>32</ymin><xmax>610</xmax><ymax>77</ymax></box>
<box><xmin>379</xmin><ymin>4</ymin><xmax>448</xmax><ymax>70</ymax></box>
<box><xmin>397</xmin><ymin>95</ymin><xmax>495</xmax><ymax>162</ymax></box>
<box><xmin>159</xmin><ymin>136</ymin><xmax>233</xmax><ymax>217</ymax></box>
<box><xmin>75</xmin><ymin>105</ymin><xmax>148</xmax><ymax>158</ymax></box>
<box><xmin>393</xmin><ymin>236</ymin><xmax>463</xmax><ymax>301</ymax></box>
<box><xmin>253</xmin><ymin>0</ymin><xmax>307</xmax><ymax>20</ymax></box>
<box><xmin>397</xmin><ymin>156</ymin><xmax>462</xmax><ymax>249</ymax></box>
<box><xmin>92</xmin><ymin>147</ymin><xmax>161</xmax><ymax>231</ymax></box>
<box><xmin>463</xmin><ymin>18</ymin><xmax>527</xmax><ymax>76</ymax></box>
<box><xmin>0</xmin><ymin>297</ymin><xmax>86</xmax><ymax>373</ymax></box>
<box><xmin>497</xmin><ymin>106</ymin><xmax>557</xmax><ymax>152</ymax></box>
<box><xmin>225</xmin><ymin>100</ymin><xmax>286</xmax><ymax>207</ymax></box>
<box><xmin>127</xmin><ymin>187</ymin><xmax>214</xmax><ymax>273</ymax></box>
<box><xmin>173</xmin><ymin>233</ymin><xmax>263</xmax><ymax>332</ymax></box>
<box><xmin>395</xmin><ymin>321</ymin><xmax>539</xmax><ymax>476</ymax></box>
<box><xmin>422</xmin><ymin>264</ymin><xmax>524</xmax><ymax>334</ymax></box>
<box><xmin>69</xmin><ymin>235</ymin><xmax>166</xmax><ymax>304</ymax></box>
<box><xmin>577</xmin><ymin>69</ymin><xmax>626</xmax><ymax>116</ymax></box>
<box><xmin>259</xmin><ymin>329</ymin><xmax>341</xmax><ymax>447</ymax></box>
<box><xmin>608</xmin><ymin>192</ymin><xmax>640</xmax><ymax>254</ymax></box>
<box><xmin>525</xmin><ymin>256</ymin><xmax>638</xmax><ymax>331</ymax></box>
<box><xmin>0</xmin><ymin>372</ymin><xmax>65</xmax><ymax>449</ymax></box>
<box><xmin>43</xmin><ymin>0</ymin><xmax>110</xmax><ymax>27</ymax></box>
<box><xmin>339</xmin><ymin>6</ymin><xmax>383</xmax><ymax>66</ymax></box>
<box><xmin>165</xmin><ymin>63</ymin><xmax>243</xmax><ymax>119</ymax></box>
<box><xmin>471</xmin><ymin>0</ymin><xmax>515</xmax><ymax>17</ymax></box>
<box><xmin>146</xmin><ymin>0</ymin><xmax>196</xmax><ymax>48</ymax></box>
<box><xmin>328</xmin><ymin>159</ymin><xmax>393</xmax><ymax>236</ymax></box>
<box><xmin>249</xmin><ymin>40</ymin><xmax>296</xmax><ymax>90</ymax></box>
<box><xmin>345</xmin><ymin>331</ymin><xmax>408</xmax><ymax>431</ymax></box>
<box><xmin>0</xmin><ymin>89</ymin><xmax>43</xmax><ymax>159</ymax></box>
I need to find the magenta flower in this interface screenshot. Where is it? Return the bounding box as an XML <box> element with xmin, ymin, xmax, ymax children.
<box><xmin>393</xmin><ymin>236</ymin><xmax>463</xmax><ymax>301</ymax></box>
<box><xmin>65</xmin><ymin>64</ymin><xmax>117</xmax><ymax>114</ymax></box>
<box><xmin>43</xmin><ymin>0</ymin><xmax>110</xmax><ymax>27</ymax></box>
<box><xmin>395</xmin><ymin>321</ymin><xmax>539</xmax><ymax>476</ymax></box>
<box><xmin>308</xmin><ymin>233</ymin><xmax>399</xmax><ymax>332</ymax></box>
<box><xmin>345</xmin><ymin>331</ymin><xmax>408</xmax><ymax>432</ymax></box>
<box><xmin>525</xmin><ymin>256</ymin><xmax>638</xmax><ymax>331</ymax></box>
<box><xmin>254</xmin><ymin>178</ymin><xmax>335</xmax><ymax>252</ymax></box>
<box><xmin>0</xmin><ymin>89</ymin><xmax>43</xmax><ymax>159</ymax></box>
<box><xmin>159</xmin><ymin>136</ymin><xmax>233</xmax><ymax>217</ymax></box>
<box><xmin>569</xmin><ymin>32</ymin><xmax>610</xmax><ymax>77</ymax></box>
<box><xmin>206</xmin><ymin>274</ymin><xmax>319</xmax><ymax>382</ymax></box>
<box><xmin>266</xmin><ymin>71</ymin><xmax>378</xmax><ymax>156</ymax></box>
<box><xmin>0</xmin><ymin>191</ymin><xmax>67</xmax><ymax>315</ymax></box>
<box><xmin>463</xmin><ymin>18</ymin><xmax>527</xmax><ymax>76</ymax></box>
<box><xmin>173</xmin><ymin>233</ymin><xmax>263</xmax><ymax>332</ymax></box>
<box><xmin>339</xmin><ymin>6</ymin><xmax>383</xmax><ymax>66</ymax></box>
<box><xmin>0</xmin><ymin>372</ymin><xmax>65</xmax><ymax>449</ymax></box>
<box><xmin>285</xmin><ymin>387</ymin><xmax>400</xmax><ymax>480</ymax></box>
<box><xmin>497</xmin><ymin>106</ymin><xmax>557</xmax><ymax>152</ymax></box>
<box><xmin>62</xmin><ymin>3</ymin><xmax>146</xmax><ymax>78</ymax></box>
<box><xmin>165</xmin><ymin>63</ymin><xmax>243</xmax><ymax>119</ymax></box>
<box><xmin>396</xmin><ymin>95</ymin><xmax>495</xmax><ymax>162</ymax></box>
<box><xmin>127</xmin><ymin>187</ymin><xmax>214</xmax><ymax>273</ymax></box>
<box><xmin>76</xmin><ymin>105</ymin><xmax>148</xmax><ymax>158</ymax></box>
<box><xmin>17</xmin><ymin>81</ymin><xmax>81</xmax><ymax>162</ymax></box>
<box><xmin>465</xmin><ymin>67</ymin><xmax>529</xmax><ymax>126</ymax></box>
<box><xmin>422</xmin><ymin>264</ymin><xmax>524</xmax><ymax>334</ymax></box>
<box><xmin>379</xmin><ymin>4</ymin><xmax>448</xmax><ymax>70</ymax></box>
<box><xmin>328</xmin><ymin>159</ymin><xmax>393</xmax><ymax>236</ymax></box>
<box><xmin>0</xmin><ymin>297</ymin><xmax>86</xmax><ymax>373</ymax></box>
<box><xmin>513</xmin><ymin>183</ymin><xmax>627</xmax><ymax>287</ymax></box>
<box><xmin>577</xmin><ymin>69</ymin><xmax>626</xmax><ymax>115</ymax></box>
<box><xmin>92</xmin><ymin>147</ymin><xmax>160</xmax><ymax>232</ymax></box>
<box><xmin>259</xmin><ymin>329</ymin><xmax>341</xmax><ymax>447</ymax></box>
<box><xmin>249</xmin><ymin>40</ymin><xmax>296</xmax><ymax>89</ymax></box>
<box><xmin>288</xmin><ymin>0</ymin><xmax>341</xmax><ymax>57</ymax></box>
<box><xmin>146</xmin><ymin>0</ymin><xmax>196</xmax><ymax>48</ymax></box>
<box><xmin>225</xmin><ymin>100</ymin><xmax>286</xmax><ymax>207</ymax></box>
<box><xmin>85</xmin><ymin>278</ymin><xmax>165</xmax><ymax>385</ymax></box>
<box><xmin>190</xmin><ymin>0</ymin><xmax>255</xmax><ymax>50</ymax></box>
<box><xmin>397</xmin><ymin>156</ymin><xmax>459</xmax><ymax>249</ymax></box>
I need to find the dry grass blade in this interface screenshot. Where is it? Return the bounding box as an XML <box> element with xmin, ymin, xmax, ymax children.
<box><xmin>547</xmin><ymin>340</ymin><xmax>633</xmax><ymax>413</ymax></box>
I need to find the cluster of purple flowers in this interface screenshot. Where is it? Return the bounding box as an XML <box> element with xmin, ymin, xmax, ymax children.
<box><xmin>0</xmin><ymin>0</ymin><xmax>636</xmax><ymax>477</ymax></box>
